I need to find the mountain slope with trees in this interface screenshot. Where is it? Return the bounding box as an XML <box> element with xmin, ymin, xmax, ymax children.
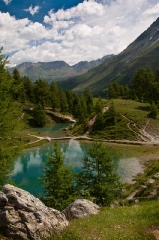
<box><xmin>58</xmin><ymin>17</ymin><xmax>159</xmax><ymax>96</ymax></box>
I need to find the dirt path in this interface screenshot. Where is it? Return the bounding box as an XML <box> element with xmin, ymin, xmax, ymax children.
<box><xmin>27</xmin><ymin>106</ymin><xmax>159</xmax><ymax>146</ymax></box>
<box><xmin>18</xmin><ymin>113</ymin><xmax>24</xmax><ymax>121</ymax></box>
<box><xmin>26</xmin><ymin>103</ymin><xmax>159</xmax><ymax>148</ymax></box>
<box><xmin>84</xmin><ymin>105</ymin><xmax>109</xmax><ymax>137</ymax></box>
<box><xmin>121</xmin><ymin>113</ymin><xmax>159</xmax><ymax>144</ymax></box>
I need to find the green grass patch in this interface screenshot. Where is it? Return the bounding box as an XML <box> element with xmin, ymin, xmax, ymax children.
<box><xmin>91</xmin><ymin>117</ymin><xmax>136</xmax><ymax>140</ymax></box>
<box><xmin>113</xmin><ymin>99</ymin><xmax>150</xmax><ymax>128</ymax></box>
<box><xmin>46</xmin><ymin>201</ymin><xmax>159</xmax><ymax>240</ymax></box>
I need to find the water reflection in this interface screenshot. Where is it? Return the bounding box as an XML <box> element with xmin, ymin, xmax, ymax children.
<box><xmin>12</xmin><ymin>139</ymin><xmax>143</xmax><ymax>195</ymax></box>
<box><xmin>65</xmin><ymin>139</ymin><xmax>85</xmax><ymax>172</ymax></box>
<box><xmin>12</xmin><ymin>140</ymin><xmax>89</xmax><ymax>194</ymax></box>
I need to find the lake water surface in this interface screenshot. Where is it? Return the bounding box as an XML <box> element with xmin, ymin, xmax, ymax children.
<box><xmin>12</xmin><ymin>125</ymin><xmax>143</xmax><ymax>195</ymax></box>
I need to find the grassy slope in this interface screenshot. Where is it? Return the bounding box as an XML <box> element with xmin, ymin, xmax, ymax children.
<box><xmin>47</xmin><ymin>201</ymin><xmax>158</xmax><ymax>240</ymax></box>
<box><xmin>90</xmin><ymin>99</ymin><xmax>159</xmax><ymax>140</ymax></box>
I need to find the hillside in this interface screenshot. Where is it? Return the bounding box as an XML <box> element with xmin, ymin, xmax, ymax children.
<box><xmin>8</xmin><ymin>55</ymin><xmax>112</xmax><ymax>83</ymax></box>
<box><xmin>58</xmin><ymin>17</ymin><xmax>159</xmax><ymax>96</ymax></box>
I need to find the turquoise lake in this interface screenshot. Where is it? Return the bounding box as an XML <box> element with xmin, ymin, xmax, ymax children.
<box><xmin>11</xmin><ymin>124</ymin><xmax>143</xmax><ymax>195</ymax></box>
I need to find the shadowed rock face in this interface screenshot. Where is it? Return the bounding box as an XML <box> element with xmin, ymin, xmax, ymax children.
<box><xmin>62</xmin><ymin>199</ymin><xmax>100</xmax><ymax>221</ymax></box>
<box><xmin>0</xmin><ymin>184</ymin><xmax>69</xmax><ymax>240</ymax></box>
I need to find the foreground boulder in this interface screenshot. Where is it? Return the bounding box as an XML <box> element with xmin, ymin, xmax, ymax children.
<box><xmin>63</xmin><ymin>199</ymin><xmax>100</xmax><ymax>220</ymax></box>
<box><xmin>0</xmin><ymin>184</ymin><xmax>68</xmax><ymax>240</ymax></box>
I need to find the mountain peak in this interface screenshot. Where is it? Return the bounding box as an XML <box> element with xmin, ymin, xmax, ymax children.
<box><xmin>58</xmin><ymin>17</ymin><xmax>159</xmax><ymax>96</ymax></box>
<box><xmin>8</xmin><ymin>55</ymin><xmax>112</xmax><ymax>82</ymax></box>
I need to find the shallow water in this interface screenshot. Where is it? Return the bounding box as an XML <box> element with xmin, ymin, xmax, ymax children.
<box><xmin>30</xmin><ymin>123</ymin><xmax>71</xmax><ymax>138</ymax></box>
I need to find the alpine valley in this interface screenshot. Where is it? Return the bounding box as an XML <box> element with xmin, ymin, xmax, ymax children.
<box><xmin>58</xmin><ymin>16</ymin><xmax>159</xmax><ymax>96</ymax></box>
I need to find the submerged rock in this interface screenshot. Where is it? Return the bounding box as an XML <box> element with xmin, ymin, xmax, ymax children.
<box><xmin>0</xmin><ymin>184</ymin><xmax>68</xmax><ymax>240</ymax></box>
<box><xmin>62</xmin><ymin>199</ymin><xmax>100</xmax><ymax>221</ymax></box>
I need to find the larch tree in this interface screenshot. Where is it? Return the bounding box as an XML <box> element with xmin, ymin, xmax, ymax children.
<box><xmin>0</xmin><ymin>47</ymin><xmax>23</xmax><ymax>189</ymax></box>
<box><xmin>77</xmin><ymin>142</ymin><xmax>121</xmax><ymax>206</ymax></box>
<box><xmin>41</xmin><ymin>143</ymin><xmax>77</xmax><ymax>211</ymax></box>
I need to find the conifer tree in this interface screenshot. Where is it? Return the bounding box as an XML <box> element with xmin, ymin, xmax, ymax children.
<box><xmin>41</xmin><ymin>143</ymin><xmax>76</xmax><ymax>211</ymax></box>
<box><xmin>32</xmin><ymin>103</ymin><xmax>47</xmax><ymax>127</ymax></box>
<box><xmin>22</xmin><ymin>76</ymin><xmax>34</xmax><ymax>102</ymax></box>
<box><xmin>84</xmin><ymin>88</ymin><xmax>93</xmax><ymax>114</ymax></box>
<box><xmin>50</xmin><ymin>82</ymin><xmax>60</xmax><ymax>111</ymax></box>
<box><xmin>149</xmin><ymin>101</ymin><xmax>158</xmax><ymax>119</ymax></box>
<box><xmin>34</xmin><ymin>79</ymin><xmax>51</xmax><ymax>107</ymax></box>
<box><xmin>0</xmin><ymin>47</ymin><xmax>23</xmax><ymax>189</ymax></box>
<box><xmin>59</xmin><ymin>88</ymin><xmax>69</xmax><ymax>112</ymax></box>
<box><xmin>77</xmin><ymin>142</ymin><xmax>120</xmax><ymax>206</ymax></box>
<box><xmin>104</xmin><ymin>102</ymin><xmax>118</xmax><ymax>125</ymax></box>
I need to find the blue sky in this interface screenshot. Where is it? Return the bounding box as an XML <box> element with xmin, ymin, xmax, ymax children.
<box><xmin>0</xmin><ymin>0</ymin><xmax>84</xmax><ymax>23</ymax></box>
<box><xmin>1</xmin><ymin>0</ymin><xmax>159</xmax><ymax>66</ymax></box>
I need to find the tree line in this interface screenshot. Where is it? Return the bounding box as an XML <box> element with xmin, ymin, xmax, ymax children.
<box><xmin>11</xmin><ymin>68</ymin><xmax>94</xmax><ymax>125</ymax></box>
<box><xmin>108</xmin><ymin>66</ymin><xmax>159</xmax><ymax>119</ymax></box>
<box><xmin>108</xmin><ymin>66</ymin><xmax>159</xmax><ymax>104</ymax></box>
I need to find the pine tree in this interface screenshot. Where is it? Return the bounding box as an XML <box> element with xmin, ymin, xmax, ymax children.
<box><xmin>50</xmin><ymin>82</ymin><xmax>60</xmax><ymax>111</ymax></box>
<box><xmin>77</xmin><ymin>142</ymin><xmax>120</xmax><ymax>206</ymax></box>
<box><xmin>34</xmin><ymin>79</ymin><xmax>51</xmax><ymax>107</ymax></box>
<box><xmin>41</xmin><ymin>143</ymin><xmax>76</xmax><ymax>211</ymax></box>
<box><xmin>22</xmin><ymin>76</ymin><xmax>34</xmax><ymax>102</ymax></box>
<box><xmin>149</xmin><ymin>101</ymin><xmax>158</xmax><ymax>119</ymax></box>
<box><xmin>84</xmin><ymin>88</ymin><xmax>93</xmax><ymax>114</ymax></box>
<box><xmin>104</xmin><ymin>102</ymin><xmax>119</xmax><ymax>125</ymax></box>
<box><xmin>32</xmin><ymin>104</ymin><xmax>47</xmax><ymax>127</ymax></box>
<box><xmin>0</xmin><ymin>47</ymin><xmax>23</xmax><ymax>189</ymax></box>
<box><xmin>59</xmin><ymin>88</ymin><xmax>68</xmax><ymax>112</ymax></box>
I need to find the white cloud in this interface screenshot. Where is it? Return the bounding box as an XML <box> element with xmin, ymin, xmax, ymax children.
<box><xmin>0</xmin><ymin>12</ymin><xmax>56</xmax><ymax>54</ymax></box>
<box><xmin>24</xmin><ymin>5</ymin><xmax>41</xmax><ymax>16</ymax></box>
<box><xmin>1</xmin><ymin>0</ymin><xmax>159</xmax><ymax>67</ymax></box>
<box><xmin>44</xmin><ymin>1</ymin><xmax>105</xmax><ymax>24</ymax></box>
<box><xmin>3</xmin><ymin>0</ymin><xmax>12</xmax><ymax>5</ymax></box>
<box><xmin>144</xmin><ymin>3</ymin><xmax>159</xmax><ymax>16</ymax></box>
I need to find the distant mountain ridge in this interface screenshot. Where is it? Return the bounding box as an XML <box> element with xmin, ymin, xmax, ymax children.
<box><xmin>8</xmin><ymin>55</ymin><xmax>113</xmax><ymax>82</ymax></box>
<box><xmin>58</xmin><ymin>17</ymin><xmax>159</xmax><ymax>96</ymax></box>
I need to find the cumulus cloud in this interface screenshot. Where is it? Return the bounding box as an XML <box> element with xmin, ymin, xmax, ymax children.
<box><xmin>3</xmin><ymin>0</ymin><xmax>12</xmax><ymax>5</ymax></box>
<box><xmin>1</xmin><ymin>0</ymin><xmax>159</xmax><ymax>66</ymax></box>
<box><xmin>24</xmin><ymin>5</ymin><xmax>41</xmax><ymax>16</ymax></box>
<box><xmin>44</xmin><ymin>1</ymin><xmax>105</xmax><ymax>24</ymax></box>
<box><xmin>0</xmin><ymin>12</ymin><xmax>57</xmax><ymax>54</ymax></box>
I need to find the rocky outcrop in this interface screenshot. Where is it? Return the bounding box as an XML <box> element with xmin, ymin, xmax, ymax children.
<box><xmin>0</xmin><ymin>184</ymin><xmax>68</xmax><ymax>240</ymax></box>
<box><xmin>62</xmin><ymin>199</ymin><xmax>100</xmax><ymax>221</ymax></box>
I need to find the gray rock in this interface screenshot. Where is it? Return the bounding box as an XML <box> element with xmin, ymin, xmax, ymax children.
<box><xmin>0</xmin><ymin>184</ymin><xmax>69</xmax><ymax>240</ymax></box>
<box><xmin>62</xmin><ymin>199</ymin><xmax>100</xmax><ymax>220</ymax></box>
